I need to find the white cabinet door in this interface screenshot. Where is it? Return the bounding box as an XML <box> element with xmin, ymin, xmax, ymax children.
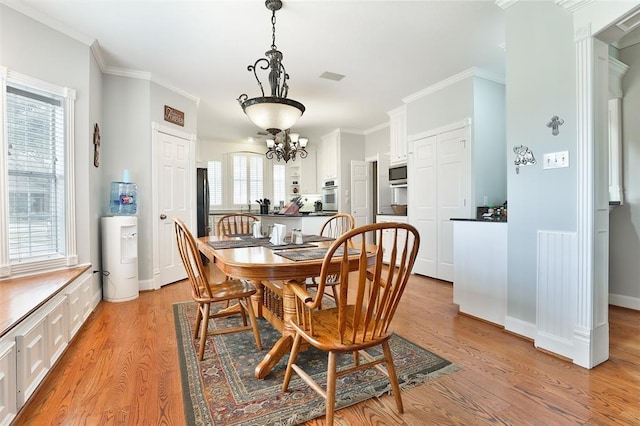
<box><xmin>300</xmin><ymin>151</ymin><xmax>317</xmax><ymax>194</ymax></box>
<box><xmin>376</xmin><ymin>215</ymin><xmax>408</xmax><ymax>264</ymax></box>
<box><xmin>0</xmin><ymin>340</ymin><xmax>17</xmax><ymax>425</ymax></box>
<box><xmin>66</xmin><ymin>282</ymin><xmax>84</xmax><ymax>340</ymax></box>
<box><xmin>436</xmin><ymin>127</ymin><xmax>470</xmax><ymax>282</ymax></box>
<box><xmin>350</xmin><ymin>160</ymin><xmax>371</xmax><ymax>230</ymax></box>
<box><xmin>46</xmin><ymin>296</ymin><xmax>68</xmax><ymax>368</ymax></box>
<box><xmin>408</xmin><ymin>135</ymin><xmax>437</xmax><ymax>277</ymax></box>
<box><xmin>322</xmin><ymin>132</ymin><xmax>339</xmax><ymax>180</ymax></box>
<box><xmin>389</xmin><ymin>106</ymin><xmax>407</xmax><ymax>165</ymax></box>
<box><xmin>16</xmin><ymin>317</ymin><xmax>49</xmax><ymax>407</ymax></box>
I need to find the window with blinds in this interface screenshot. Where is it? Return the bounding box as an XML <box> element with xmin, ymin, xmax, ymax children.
<box><xmin>273</xmin><ymin>164</ymin><xmax>286</xmax><ymax>206</ymax></box>
<box><xmin>207</xmin><ymin>160</ymin><xmax>222</xmax><ymax>206</ymax></box>
<box><xmin>232</xmin><ymin>153</ymin><xmax>264</xmax><ymax>205</ymax></box>
<box><xmin>6</xmin><ymin>83</ymin><xmax>66</xmax><ymax>261</ymax></box>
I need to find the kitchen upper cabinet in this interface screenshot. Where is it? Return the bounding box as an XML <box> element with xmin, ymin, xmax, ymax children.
<box><xmin>317</xmin><ymin>130</ymin><xmax>365</xmax><ymax>213</ymax></box>
<box><xmin>287</xmin><ymin>147</ymin><xmax>317</xmax><ymax>196</ymax></box>
<box><xmin>388</xmin><ymin>105</ymin><xmax>407</xmax><ymax>165</ymax></box>
<box><xmin>319</xmin><ymin>131</ymin><xmax>339</xmax><ymax>181</ymax></box>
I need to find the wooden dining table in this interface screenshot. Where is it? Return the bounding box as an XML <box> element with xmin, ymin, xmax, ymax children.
<box><xmin>197</xmin><ymin>234</ymin><xmax>373</xmax><ymax>379</ymax></box>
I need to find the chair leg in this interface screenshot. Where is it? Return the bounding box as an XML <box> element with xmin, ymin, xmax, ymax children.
<box><xmin>282</xmin><ymin>332</ymin><xmax>303</xmax><ymax>391</ymax></box>
<box><xmin>194</xmin><ymin>304</ymin><xmax>203</xmax><ymax>339</ymax></box>
<box><xmin>243</xmin><ymin>296</ymin><xmax>262</xmax><ymax>350</ymax></box>
<box><xmin>325</xmin><ymin>351</ymin><xmax>338</xmax><ymax>425</ymax></box>
<box><xmin>331</xmin><ymin>285</ymin><xmax>339</xmax><ymax>305</ymax></box>
<box><xmin>382</xmin><ymin>341</ymin><xmax>404</xmax><ymax>414</ymax></box>
<box><xmin>198</xmin><ymin>303</ymin><xmax>211</xmax><ymax>361</ymax></box>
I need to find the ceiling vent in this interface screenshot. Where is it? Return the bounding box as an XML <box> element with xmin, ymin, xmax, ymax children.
<box><xmin>319</xmin><ymin>71</ymin><xmax>346</xmax><ymax>82</ymax></box>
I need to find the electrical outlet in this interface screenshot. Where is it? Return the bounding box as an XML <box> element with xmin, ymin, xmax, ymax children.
<box><xmin>543</xmin><ymin>151</ymin><xmax>569</xmax><ymax>169</ymax></box>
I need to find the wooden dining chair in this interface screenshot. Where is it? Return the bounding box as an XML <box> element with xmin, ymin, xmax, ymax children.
<box><xmin>282</xmin><ymin>222</ymin><xmax>420</xmax><ymax>425</ymax></box>
<box><xmin>174</xmin><ymin>218</ymin><xmax>262</xmax><ymax>361</ymax></box>
<box><xmin>307</xmin><ymin>213</ymin><xmax>355</xmax><ymax>304</ymax></box>
<box><xmin>216</xmin><ymin>213</ymin><xmax>259</xmax><ymax>236</ymax></box>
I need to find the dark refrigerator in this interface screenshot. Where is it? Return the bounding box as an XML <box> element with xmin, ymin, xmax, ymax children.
<box><xmin>196</xmin><ymin>167</ymin><xmax>210</xmax><ymax>237</ymax></box>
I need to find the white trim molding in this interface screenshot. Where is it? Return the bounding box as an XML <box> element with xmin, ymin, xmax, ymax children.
<box><xmin>402</xmin><ymin>67</ymin><xmax>504</xmax><ymax>104</ymax></box>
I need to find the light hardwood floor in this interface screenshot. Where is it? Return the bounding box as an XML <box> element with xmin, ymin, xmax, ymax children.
<box><xmin>14</xmin><ymin>270</ymin><xmax>640</xmax><ymax>425</ymax></box>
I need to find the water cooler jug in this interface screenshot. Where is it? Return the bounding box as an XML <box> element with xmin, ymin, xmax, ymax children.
<box><xmin>101</xmin><ymin>216</ymin><xmax>139</xmax><ymax>302</ymax></box>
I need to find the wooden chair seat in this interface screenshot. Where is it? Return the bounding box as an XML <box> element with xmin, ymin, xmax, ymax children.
<box><xmin>174</xmin><ymin>218</ymin><xmax>262</xmax><ymax>361</ymax></box>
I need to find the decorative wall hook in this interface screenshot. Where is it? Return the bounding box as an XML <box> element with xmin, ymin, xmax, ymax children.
<box><xmin>547</xmin><ymin>115</ymin><xmax>564</xmax><ymax>136</ymax></box>
<box><xmin>513</xmin><ymin>145</ymin><xmax>536</xmax><ymax>174</ymax></box>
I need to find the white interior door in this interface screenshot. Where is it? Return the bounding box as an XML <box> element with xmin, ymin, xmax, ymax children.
<box><xmin>437</xmin><ymin>126</ymin><xmax>470</xmax><ymax>281</ymax></box>
<box><xmin>154</xmin><ymin>127</ymin><xmax>192</xmax><ymax>287</ymax></box>
<box><xmin>351</xmin><ymin>160</ymin><xmax>371</xmax><ymax>230</ymax></box>
<box><xmin>409</xmin><ymin>135</ymin><xmax>437</xmax><ymax>277</ymax></box>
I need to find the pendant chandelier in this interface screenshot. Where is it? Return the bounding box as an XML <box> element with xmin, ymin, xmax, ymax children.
<box><xmin>237</xmin><ymin>0</ymin><xmax>305</xmax><ymax>136</ymax></box>
<box><xmin>265</xmin><ymin>130</ymin><xmax>308</xmax><ymax>163</ymax></box>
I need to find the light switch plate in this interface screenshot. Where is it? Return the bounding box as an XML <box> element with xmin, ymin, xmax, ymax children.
<box><xmin>543</xmin><ymin>151</ymin><xmax>569</xmax><ymax>169</ymax></box>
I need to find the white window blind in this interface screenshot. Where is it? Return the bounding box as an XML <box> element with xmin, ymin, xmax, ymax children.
<box><xmin>6</xmin><ymin>83</ymin><xmax>66</xmax><ymax>261</ymax></box>
<box><xmin>207</xmin><ymin>160</ymin><xmax>222</xmax><ymax>206</ymax></box>
<box><xmin>273</xmin><ymin>164</ymin><xmax>286</xmax><ymax>206</ymax></box>
<box><xmin>232</xmin><ymin>153</ymin><xmax>264</xmax><ymax>205</ymax></box>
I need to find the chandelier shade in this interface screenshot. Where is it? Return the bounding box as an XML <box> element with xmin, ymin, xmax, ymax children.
<box><xmin>237</xmin><ymin>0</ymin><xmax>305</xmax><ymax>135</ymax></box>
<box><xmin>265</xmin><ymin>129</ymin><xmax>308</xmax><ymax>163</ymax></box>
<box><xmin>240</xmin><ymin>96</ymin><xmax>305</xmax><ymax>136</ymax></box>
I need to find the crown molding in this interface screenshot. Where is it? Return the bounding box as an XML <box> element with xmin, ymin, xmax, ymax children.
<box><xmin>402</xmin><ymin>67</ymin><xmax>505</xmax><ymax>104</ymax></box>
<box><xmin>2</xmin><ymin>0</ymin><xmax>94</xmax><ymax>46</ymax></box>
<box><xmin>495</xmin><ymin>0</ymin><xmax>519</xmax><ymax>10</ymax></box>
<box><xmin>364</xmin><ymin>121</ymin><xmax>390</xmax><ymax>135</ymax></box>
<box><xmin>555</xmin><ymin>0</ymin><xmax>594</xmax><ymax>13</ymax></box>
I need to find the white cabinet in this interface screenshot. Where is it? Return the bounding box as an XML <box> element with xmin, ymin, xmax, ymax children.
<box><xmin>289</xmin><ymin>150</ymin><xmax>317</xmax><ymax>195</ymax></box>
<box><xmin>0</xmin><ymin>339</ymin><xmax>17</xmax><ymax>425</ymax></box>
<box><xmin>453</xmin><ymin>220</ymin><xmax>507</xmax><ymax>326</ymax></box>
<box><xmin>388</xmin><ymin>106</ymin><xmax>407</xmax><ymax>165</ymax></box>
<box><xmin>376</xmin><ymin>215</ymin><xmax>408</xmax><ymax>264</ymax></box>
<box><xmin>46</xmin><ymin>296</ymin><xmax>68</xmax><ymax>368</ymax></box>
<box><xmin>16</xmin><ymin>316</ymin><xmax>49</xmax><ymax>407</ymax></box>
<box><xmin>317</xmin><ymin>130</ymin><xmax>365</xmax><ymax>213</ymax></box>
<box><xmin>319</xmin><ymin>131</ymin><xmax>339</xmax><ymax>181</ymax></box>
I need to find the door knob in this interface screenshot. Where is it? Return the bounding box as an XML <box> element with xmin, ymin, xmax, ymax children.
<box><xmin>160</xmin><ymin>214</ymin><xmax>167</xmax><ymax>220</ymax></box>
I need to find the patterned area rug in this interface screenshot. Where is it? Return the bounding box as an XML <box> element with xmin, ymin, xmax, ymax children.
<box><xmin>174</xmin><ymin>301</ymin><xmax>458</xmax><ymax>425</ymax></box>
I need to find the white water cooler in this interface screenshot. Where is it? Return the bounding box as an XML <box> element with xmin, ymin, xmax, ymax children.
<box><xmin>101</xmin><ymin>216</ymin><xmax>139</xmax><ymax>302</ymax></box>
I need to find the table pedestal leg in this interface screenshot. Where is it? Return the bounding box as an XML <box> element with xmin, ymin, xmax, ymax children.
<box><xmin>254</xmin><ymin>278</ymin><xmax>300</xmax><ymax>379</ymax></box>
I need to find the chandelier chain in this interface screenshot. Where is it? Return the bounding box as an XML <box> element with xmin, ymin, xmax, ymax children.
<box><xmin>271</xmin><ymin>10</ymin><xmax>277</xmax><ymax>50</ymax></box>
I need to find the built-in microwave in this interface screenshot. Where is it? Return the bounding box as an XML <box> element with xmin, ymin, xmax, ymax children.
<box><xmin>389</xmin><ymin>165</ymin><xmax>407</xmax><ymax>186</ymax></box>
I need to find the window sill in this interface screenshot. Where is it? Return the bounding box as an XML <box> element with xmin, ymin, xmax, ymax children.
<box><xmin>0</xmin><ymin>264</ymin><xmax>91</xmax><ymax>338</ymax></box>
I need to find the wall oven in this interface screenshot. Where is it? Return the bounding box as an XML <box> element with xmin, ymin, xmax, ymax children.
<box><xmin>321</xmin><ymin>179</ymin><xmax>339</xmax><ymax>211</ymax></box>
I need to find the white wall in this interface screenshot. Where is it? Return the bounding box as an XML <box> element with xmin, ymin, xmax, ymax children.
<box><xmin>364</xmin><ymin>124</ymin><xmax>390</xmax><ymax>159</ymax></box>
<box><xmin>0</xmin><ymin>5</ymin><xmax>95</xmax><ymax>270</ymax></box>
<box><xmin>609</xmin><ymin>41</ymin><xmax>640</xmax><ymax>306</ymax></box>
<box><xmin>505</xmin><ymin>2</ymin><xmax>577</xmax><ymax>325</ymax></box>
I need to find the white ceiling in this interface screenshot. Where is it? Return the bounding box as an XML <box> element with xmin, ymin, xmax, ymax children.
<box><xmin>6</xmin><ymin>0</ymin><xmax>506</xmax><ymax>145</ymax></box>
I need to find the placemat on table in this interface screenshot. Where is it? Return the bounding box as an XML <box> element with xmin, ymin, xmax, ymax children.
<box><xmin>302</xmin><ymin>235</ymin><xmax>335</xmax><ymax>243</ymax></box>
<box><xmin>266</xmin><ymin>243</ymin><xmax>317</xmax><ymax>250</ymax></box>
<box><xmin>207</xmin><ymin>239</ymin><xmax>266</xmax><ymax>249</ymax></box>
<box><xmin>275</xmin><ymin>247</ymin><xmax>360</xmax><ymax>261</ymax></box>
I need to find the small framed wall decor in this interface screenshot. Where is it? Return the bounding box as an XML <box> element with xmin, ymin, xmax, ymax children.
<box><xmin>93</xmin><ymin>123</ymin><xmax>100</xmax><ymax>167</ymax></box>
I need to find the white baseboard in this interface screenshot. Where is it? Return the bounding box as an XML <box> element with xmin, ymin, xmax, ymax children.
<box><xmin>609</xmin><ymin>293</ymin><xmax>640</xmax><ymax>311</ymax></box>
<box><xmin>138</xmin><ymin>278</ymin><xmax>156</xmax><ymax>291</ymax></box>
<box><xmin>504</xmin><ymin>315</ymin><xmax>536</xmax><ymax>340</ymax></box>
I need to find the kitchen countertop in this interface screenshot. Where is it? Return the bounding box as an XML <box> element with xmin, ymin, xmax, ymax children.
<box><xmin>210</xmin><ymin>211</ymin><xmax>336</xmax><ymax>217</ymax></box>
<box><xmin>450</xmin><ymin>217</ymin><xmax>507</xmax><ymax>223</ymax></box>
